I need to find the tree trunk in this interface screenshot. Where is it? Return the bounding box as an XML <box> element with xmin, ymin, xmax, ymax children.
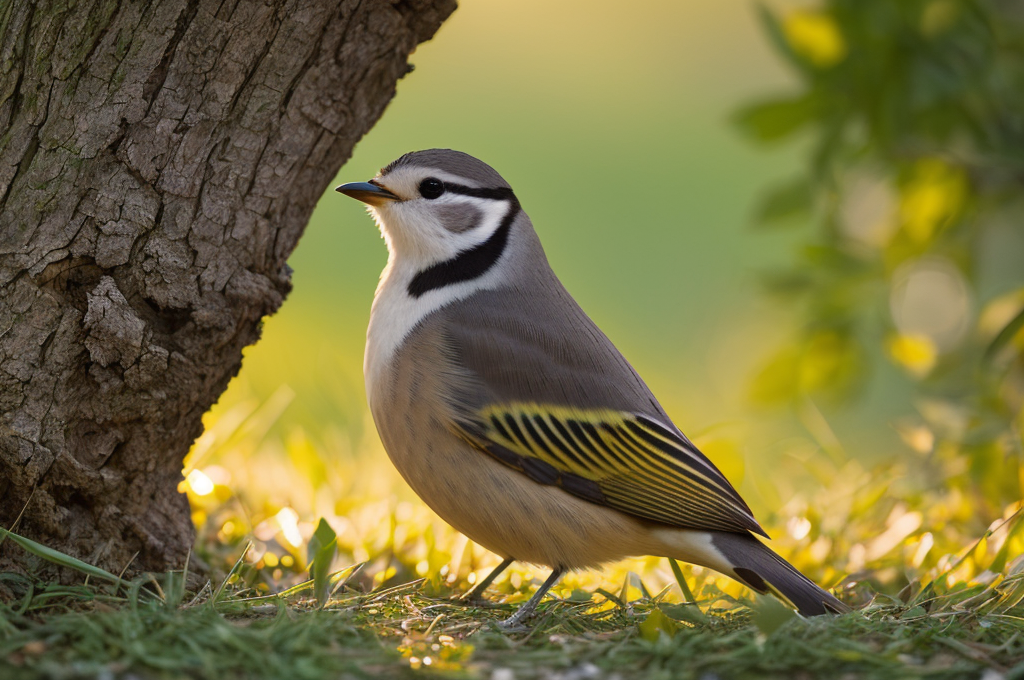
<box><xmin>0</xmin><ymin>0</ymin><xmax>455</xmax><ymax>579</ymax></box>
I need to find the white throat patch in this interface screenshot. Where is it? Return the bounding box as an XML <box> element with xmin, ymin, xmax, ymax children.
<box><xmin>364</xmin><ymin>193</ymin><xmax>515</xmax><ymax>406</ymax></box>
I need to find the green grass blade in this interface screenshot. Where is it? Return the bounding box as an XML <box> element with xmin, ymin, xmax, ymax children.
<box><xmin>0</xmin><ymin>527</ymin><xmax>127</xmax><ymax>586</ymax></box>
<box><xmin>308</xmin><ymin>518</ymin><xmax>339</xmax><ymax>609</ymax></box>
<box><xmin>669</xmin><ymin>558</ymin><xmax>707</xmax><ymax>622</ymax></box>
<box><xmin>212</xmin><ymin>541</ymin><xmax>252</xmax><ymax>606</ymax></box>
<box><xmin>669</xmin><ymin>560</ymin><xmax>701</xmax><ymax>605</ymax></box>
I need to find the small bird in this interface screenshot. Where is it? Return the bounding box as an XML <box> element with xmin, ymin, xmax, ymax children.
<box><xmin>337</xmin><ymin>149</ymin><xmax>848</xmax><ymax>627</ymax></box>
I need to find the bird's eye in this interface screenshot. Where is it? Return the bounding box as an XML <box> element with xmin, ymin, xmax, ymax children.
<box><xmin>419</xmin><ymin>177</ymin><xmax>445</xmax><ymax>199</ymax></box>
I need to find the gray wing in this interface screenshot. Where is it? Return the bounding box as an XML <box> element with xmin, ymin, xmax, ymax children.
<box><xmin>430</xmin><ymin>266</ymin><xmax>765</xmax><ymax>537</ymax></box>
<box><xmin>441</xmin><ymin>281</ymin><xmax>667</xmax><ymax>416</ymax></box>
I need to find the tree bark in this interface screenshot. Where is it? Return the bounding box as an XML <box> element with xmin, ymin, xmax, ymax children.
<box><xmin>0</xmin><ymin>0</ymin><xmax>455</xmax><ymax>578</ymax></box>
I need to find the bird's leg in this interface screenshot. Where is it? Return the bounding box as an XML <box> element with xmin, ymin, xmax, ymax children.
<box><xmin>460</xmin><ymin>556</ymin><xmax>515</xmax><ymax>603</ymax></box>
<box><xmin>499</xmin><ymin>567</ymin><xmax>565</xmax><ymax>631</ymax></box>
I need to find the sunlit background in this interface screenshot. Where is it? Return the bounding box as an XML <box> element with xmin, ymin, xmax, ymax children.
<box><xmin>182</xmin><ymin>0</ymin><xmax>1024</xmax><ymax>610</ymax></box>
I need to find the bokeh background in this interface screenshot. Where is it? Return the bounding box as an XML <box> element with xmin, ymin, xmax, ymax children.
<box><xmin>182</xmin><ymin>0</ymin><xmax>1024</xmax><ymax>608</ymax></box>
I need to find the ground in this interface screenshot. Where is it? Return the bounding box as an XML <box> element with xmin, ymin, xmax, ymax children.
<box><xmin>1</xmin><ymin>545</ymin><xmax>1022</xmax><ymax>680</ymax></box>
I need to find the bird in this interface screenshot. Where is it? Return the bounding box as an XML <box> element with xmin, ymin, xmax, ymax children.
<box><xmin>336</xmin><ymin>149</ymin><xmax>849</xmax><ymax>628</ymax></box>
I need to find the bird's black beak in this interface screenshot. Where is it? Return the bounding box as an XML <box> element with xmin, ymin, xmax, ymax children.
<box><xmin>336</xmin><ymin>181</ymin><xmax>400</xmax><ymax>206</ymax></box>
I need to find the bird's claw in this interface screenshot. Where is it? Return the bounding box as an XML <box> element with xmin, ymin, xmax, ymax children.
<box><xmin>495</xmin><ymin>617</ymin><xmax>531</xmax><ymax>634</ymax></box>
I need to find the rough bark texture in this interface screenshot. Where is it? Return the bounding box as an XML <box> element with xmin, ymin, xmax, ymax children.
<box><xmin>0</xmin><ymin>0</ymin><xmax>455</xmax><ymax>578</ymax></box>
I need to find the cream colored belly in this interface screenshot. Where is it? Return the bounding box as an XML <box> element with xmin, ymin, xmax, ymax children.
<box><xmin>380</xmin><ymin>425</ymin><xmax>665</xmax><ymax>568</ymax></box>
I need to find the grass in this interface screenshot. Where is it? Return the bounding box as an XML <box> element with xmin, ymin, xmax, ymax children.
<box><xmin>5</xmin><ymin>376</ymin><xmax>1020</xmax><ymax>679</ymax></box>
<box><xmin>2</xmin><ymin>519</ymin><xmax>1024</xmax><ymax>680</ymax></box>
<box><xmin>1</xmin><ymin>577</ymin><xmax>1023</xmax><ymax>680</ymax></box>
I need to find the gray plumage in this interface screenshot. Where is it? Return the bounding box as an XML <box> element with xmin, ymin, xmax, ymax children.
<box><xmin>711</xmin><ymin>532</ymin><xmax>848</xmax><ymax>615</ymax></box>
<box><xmin>339</xmin><ymin>149</ymin><xmax>850</xmax><ymax>620</ymax></box>
<box><xmin>382</xmin><ymin>149</ymin><xmax>512</xmax><ymax>189</ymax></box>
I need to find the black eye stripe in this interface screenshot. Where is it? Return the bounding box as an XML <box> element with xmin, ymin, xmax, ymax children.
<box><xmin>437</xmin><ymin>182</ymin><xmax>515</xmax><ymax>201</ymax></box>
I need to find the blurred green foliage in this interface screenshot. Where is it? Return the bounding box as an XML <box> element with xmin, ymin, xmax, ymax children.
<box><xmin>736</xmin><ymin>0</ymin><xmax>1024</xmax><ymax>524</ymax></box>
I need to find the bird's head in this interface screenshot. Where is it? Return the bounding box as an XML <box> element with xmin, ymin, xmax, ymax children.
<box><xmin>337</xmin><ymin>149</ymin><xmax>520</xmax><ymax>271</ymax></box>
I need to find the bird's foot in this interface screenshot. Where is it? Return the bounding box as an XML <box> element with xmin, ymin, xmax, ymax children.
<box><xmin>495</xmin><ymin>617</ymin><xmax>532</xmax><ymax>634</ymax></box>
<box><xmin>455</xmin><ymin>557</ymin><xmax>515</xmax><ymax>606</ymax></box>
<box><xmin>494</xmin><ymin>600</ymin><xmax>540</xmax><ymax>633</ymax></box>
<box><xmin>493</xmin><ymin>566</ymin><xmax>564</xmax><ymax>633</ymax></box>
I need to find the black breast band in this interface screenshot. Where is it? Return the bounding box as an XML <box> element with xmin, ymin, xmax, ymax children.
<box><xmin>407</xmin><ymin>185</ymin><xmax>520</xmax><ymax>298</ymax></box>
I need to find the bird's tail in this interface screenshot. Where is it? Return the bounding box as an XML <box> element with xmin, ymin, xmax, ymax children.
<box><xmin>709</xmin><ymin>532</ymin><xmax>849</xmax><ymax>616</ymax></box>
